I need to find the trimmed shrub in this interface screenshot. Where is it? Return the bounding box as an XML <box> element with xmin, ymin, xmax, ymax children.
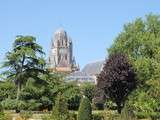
<box><xmin>51</xmin><ymin>93</ymin><xmax>70</xmax><ymax>120</ymax></box>
<box><xmin>77</xmin><ymin>97</ymin><xmax>92</xmax><ymax>120</ymax></box>
<box><xmin>92</xmin><ymin>113</ymin><xmax>104</xmax><ymax>120</ymax></box>
<box><xmin>68</xmin><ymin>95</ymin><xmax>81</xmax><ymax>110</ymax></box>
<box><xmin>81</xmin><ymin>83</ymin><xmax>95</xmax><ymax>102</ymax></box>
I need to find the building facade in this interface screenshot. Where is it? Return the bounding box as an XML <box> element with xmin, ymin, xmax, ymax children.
<box><xmin>48</xmin><ymin>28</ymin><xmax>79</xmax><ymax>73</ymax></box>
<box><xmin>48</xmin><ymin>28</ymin><xmax>104</xmax><ymax>84</ymax></box>
<box><xmin>66</xmin><ymin>60</ymin><xmax>104</xmax><ymax>84</ymax></box>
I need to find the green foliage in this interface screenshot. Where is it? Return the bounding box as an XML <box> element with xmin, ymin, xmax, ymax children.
<box><xmin>92</xmin><ymin>112</ymin><xmax>104</xmax><ymax>120</ymax></box>
<box><xmin>77</xmin><ymin>97</ymin><xmax>92</xmax><ymax>120</ymax></box>
<box><xmin>63</xmin><ymin>82</ymin><xmax>81</xmax><ymax>110</ymax></box>
<box><xmin>135</xmin><ymin>112</ymin><xmax>160</xmax><ymax>119</ymax></box>
<box><xmin>0</xmin><ymin>103</ymin><xmax>2</xmax><ymax>112</ymax></box>
<box><xmin>108</xmin><ymin>14</ymin><xmax>160</xmax><ymax>117</ymax></box>
<box><xmin>0</xmin><ymin>104</ymin><xmax>11</xmax><ymax>120</ymax></box>
<box><xmin>50</xmin><ymin>93</ymin><xmax>70</xmax><ymax>120</ymax></box>
<box><xmin>0</xmin><ymin>35</ymin><xmax>46</xmax><ymax>106</ymax></box>
<box><xmin>68</xmin><ymin>95</ymin><xmax>81</xmax><ymax>110</ymax></box>
<box><xmin>80</xmin><ymin>83</ymin><xmax>95</xmax><ymax>102</ymax></box>
<box><xmin>1</xmin><ymin>98</ymin><xmax>26</xmax><ymax>110</ymax></box>
<box><xmin>105</xmin><ymin>99</ymin><xmax>117</xmax><ymax>110</ymax></box>
<box><xmin>96</xmin><ymin>53</ymin><xmax>136</xmax><ymax>113</ymax></box>
<box><xmin>0</xmin><ymin>112</ymin><xmax>6</xmax><ymax>120</ymax></box>
<box><xmin>0</xmin><ymin>81</ymin><xmax>16</xmax><ymax>101</ymax></box>
<box><xmin>20</xmin><ymin>111</ymin><xmax>33</xmax><ymax>120</ymax></box>
<box><xmin>20</xmin><ymin>78</ymin><xmax>52</xmax><ymax>111</ymax></box>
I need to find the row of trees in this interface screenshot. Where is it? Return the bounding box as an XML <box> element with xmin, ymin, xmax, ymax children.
<box><xmin>0</xmin><ymin>13</ymin><xmax>160</xmax><ymax>120</ymax></box>
<box><xmin>0</xmin><ymin>35</ymin><xmax>95</xmax><ymax>113</ymax></box>
<box><xmin>94</xmin><ymin>14</ymin><xmax>160</xmax><ymax>119</ymax></box>
<box><xmin>108</xmin><ymin>14</ymin><xmax>160</xmax><ymax>116</ymax></box>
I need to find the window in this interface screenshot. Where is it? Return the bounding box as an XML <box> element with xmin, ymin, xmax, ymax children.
<box><xmin>65</xmin><ymin>54</ymin><xmax>67</xmax><ymax>60</ymax></box>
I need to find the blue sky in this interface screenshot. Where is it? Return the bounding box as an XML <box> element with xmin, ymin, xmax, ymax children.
<box><xmin>0</xmin><ymin>0</ymin><xmax>160</xmax><ymax>69</ymax></box>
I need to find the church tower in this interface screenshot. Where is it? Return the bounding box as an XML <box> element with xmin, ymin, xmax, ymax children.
<box><xmin>48</xmin><ymin>28</ymin><xmax>79</xmax><ymax>73</ymax></box>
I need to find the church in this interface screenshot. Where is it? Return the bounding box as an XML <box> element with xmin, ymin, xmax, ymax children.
<box><xmin>48</xmin><ymin>28</ymin><xmax>79</xmax><ymax>73</ymax></box>
<box><xmin>48</xmin><ymin>28</ymin><xmax>104</xmax><ymax>84</ymax></box>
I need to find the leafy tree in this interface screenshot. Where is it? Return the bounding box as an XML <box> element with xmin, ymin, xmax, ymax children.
<box><xmin>50</xmin><ymin>93</ymin><xmax>70</xmax><ymax>120</ymax></box>
<box><xmin>77</xmin><ymin>97</ymin><xmax>92</xmax><ymax>120</ymax></box>
<box><xmin>108</xmin><ymin>14</ymin><xmax>160</xmax><ymax>116</ymax></box>
<box><xmin>63</xmin><ymin>82</ymin><xmax>81</xmax><ymax>110</ymax></box>
<box><xmin>0</xmin><ymin>81</ymin><xmax>16</xmax><ymax>101</ymax></box>
<box><xmin>81</xmin><ymin>82</ymin><xmax>95</xmax><ymax>102</ymax></box>
<box><xmin>96</xmin><ymin>53</ymin><xmax>136</xmax><ymax>113</ymax></box>
<box><xmin>20</xmin><ymin>78</ymin><xmax>52</xmax><ymax>111</ymax></box>
<box><xmin>0</xmin><ymin>35</ymin><xmax>46</xmax><ymax>111</ymax></box>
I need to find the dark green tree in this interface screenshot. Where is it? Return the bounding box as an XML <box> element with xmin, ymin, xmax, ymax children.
<box><xmin>0</xmin><ymin>35</ymin><xmax>46</xmax><ymax>111</ymax></box>
<box><xmin>77</xmin><ymin>97</ymin><xmax>92</xmax><ymax>120</ymax></box>
<box><xmin>96</xmin><ymin>53</ymin><xmax>136</xmax><ymax>113</ymax></box>
<box><xmin>51</xmin><ymin>93</ymin><xmax>70</xmax><ymax>120</ymax></box>
<box><xmin>0</xmin><ymin>81</ymin><xmax>16</xmax><ymax>101</ymax></box>
<box><xmin>81</xmin><ymin>83</ymin><xmax>95</xmax><ymax>102</ymax></box>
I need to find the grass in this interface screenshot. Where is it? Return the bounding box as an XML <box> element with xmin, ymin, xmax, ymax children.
<box><xmin>3</xmin><ymin>110</ymin><xmax>154</xmax><ymax>120</ymax></box>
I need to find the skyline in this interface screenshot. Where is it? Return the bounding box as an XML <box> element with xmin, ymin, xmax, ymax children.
<box><xmin>0</xmin><ymin>0</ymin><xmax>160</xmax><ymax>69</ymax></box>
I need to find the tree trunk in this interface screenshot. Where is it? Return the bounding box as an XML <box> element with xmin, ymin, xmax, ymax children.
<box><xmin>117</xmin><ymin>102</ymin><xmax>122</xmax><ymax>114</ymax></box>
<box><xmin>16</xmin><ymin>81</ymin><xmax>21</xmax><ymax>113</ymax></box>
<box><xmin>16</xmin><ymin>82</ymin><xmax>21</xmax><ymax>100</ymax></box>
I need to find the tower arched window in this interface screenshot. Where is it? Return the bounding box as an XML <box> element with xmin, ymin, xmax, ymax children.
<box><xmin>62</xmin><ymin>40</ymin><xmax>63</xmax><ymax>46</ymax></box>
<box><xmin>59</xmin><ymin>55</ymin><xmax>61</xmax><ymax>62</ymax></box>
<box><xmin>65</xmin><ymin>54</ymin><xmax>67</xmax><ymax>60</ymax></box>
<box><xmin>57</xmin><ymin>40</ymin><xmax>60</xmax><ymax>47</ymax></box>
<box><xmin>65</xmin><ymin>40</ymin><xmax>67</xmax><ymax>46</ymax></box>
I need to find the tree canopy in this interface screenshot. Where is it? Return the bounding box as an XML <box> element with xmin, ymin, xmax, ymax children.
<box><xmin>0</xmin><ymin>35</ymin><xmax>47</xmax><ymax>111</ymax></box>
<box><xmin>108</xmin><ymin>14</ymin><xmax>160</xmax><ymax>116</ymax></box>
<box><xmin>96</xmin><ymin>53</ymin><xmax>136</xmax><ymax>113</ymax></box>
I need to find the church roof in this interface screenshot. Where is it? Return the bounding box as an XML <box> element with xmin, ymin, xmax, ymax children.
<box><xmin>82</xmin><ymin>60</ymin><xmax>104</xmax><ymax>75</ymax></box>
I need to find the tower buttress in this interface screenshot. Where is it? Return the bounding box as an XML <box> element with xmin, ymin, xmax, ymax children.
<box><xmin>48</xmin><ymin>28</ymin><xmax>79</xmax><ymax>73</ymax></box>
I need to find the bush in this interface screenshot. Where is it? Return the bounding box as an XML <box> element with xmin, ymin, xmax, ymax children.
<box><xmin>68</xmin><ymin>95</ymin><xmax>81</xmax><ymax>110</ymax></box>
<box><xmin>20</xmin><ymin>111</ymin><xmax>32</xmax><ymax>120</ymax></box>
<box><xmin>63</xmin><ymin>82</ymin><xmax>81</xmax><ymax>111</ymax></box>
<box><xmin>93</xmin><ymin>103</ymin><xmax>104</xmax><ymax>110</ymax></box>
<box><xmin>1</xmin><ymin>99</ymin><xmax>26</xmax><ymax>111</ymax></box>
<box><xmin>92</xmin><ymin>113</ymin><xmax>103</xmax><ymax>120</ymax></box>
<box><xmin>0</xmin><ymin>108</ymin><xmax>11</xmax><ymax>120</ymax></box>
<box><xmin>0</xmin><ymin>103</ymin><xmax>5</xmax><ymax>120</ymax></box>
<box><xmin>50</xmin><ymin>93</ymin><xmax>70</xmax><ymax>120</ymax></box>
<box><xmin>81</xmin><ymin>83</ymin><xmax>95</xmax><ymax>102</ymax></box>
<box><xmin>77</xmin><ymin>97</ymin><xmax>92</xmax><ymax>120</ymax></box>
<box><xmin>0</xmin><ymin>112</ymin><xmax>6</xmax><ymax>120</ymax></box>
<box><xmin>69</xmin><ymin>110</ymin><xmax>104</xmax><ymax>120</ymax></box>
<box><xmin>105</xmin><ymin>99</ymin><xmax>117</xmax><ymax>110</ymax></box>
<box><xmin>135</xmin><ymin>112</ymin><xmax>160</xmax><ymax>120</ymax></box>
<box><xmin>1</xmin><ymin>99</ymin><xmax>16</xmax><ymax>110</ymax></box>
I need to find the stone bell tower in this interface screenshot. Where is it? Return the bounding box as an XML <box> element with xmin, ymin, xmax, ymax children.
<box><xmin>48</xmin><ymin>28</ymin><xmax>79</xmax><ymax>73</ymax></box>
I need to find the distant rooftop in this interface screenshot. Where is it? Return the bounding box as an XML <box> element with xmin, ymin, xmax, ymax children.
<box><xmin>82</xmin><ymin>60</ymin><xmax>104</xmax><ymax>75</ymax></box>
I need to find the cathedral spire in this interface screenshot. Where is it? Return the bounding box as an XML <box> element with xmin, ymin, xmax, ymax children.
<box><xmin>48</xmin><ymin>28</ymin><xmax>79</xmax><ymax>73</ymax></box>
